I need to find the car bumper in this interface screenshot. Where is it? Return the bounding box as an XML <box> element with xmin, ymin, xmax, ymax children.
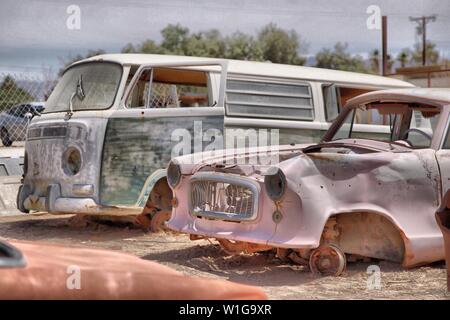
<box><xmin>18</xmin><ymin>184</ymin><xmax>141</xmax><ymax>216</ymax></box>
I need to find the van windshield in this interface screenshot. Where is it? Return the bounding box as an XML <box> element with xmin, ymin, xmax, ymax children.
<box><xmin>44</xmin><ymin>62</ymin><xmax>122</xmax><ymax>113</ymax></box>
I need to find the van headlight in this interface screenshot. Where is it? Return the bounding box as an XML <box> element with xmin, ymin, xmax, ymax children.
<box><xmin>264</xmin><ymin>167</ymin><xmax>286</xmax><ymax>201</ymax></box>
<box><xmin>62</xmin><ymin>147</ymin><xmax>82</xmax><ymax>176</ymax></box>
<box><xmin>167</xmin><ymin>161</ymin><xmax>182</xmax><ymax>189</ymax></box>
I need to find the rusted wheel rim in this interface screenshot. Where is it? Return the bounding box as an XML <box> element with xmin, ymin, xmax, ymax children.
<box><xmin>150</xmin><ymin>211</ymin><xmax>171</xmax><ymax>233</ymax></box>
<box><xmin>309</xmin><ymin>244</ymin><xmax>346</xmax><ymax>276</ymax></box>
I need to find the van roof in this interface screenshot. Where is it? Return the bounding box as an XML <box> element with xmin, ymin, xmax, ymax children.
<box><xmin>76</xmin><ymin>53</ymin><xmax>414</xmax><ymax>88</ymax></box>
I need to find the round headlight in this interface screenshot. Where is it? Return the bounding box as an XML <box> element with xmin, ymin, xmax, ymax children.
<box><xmin>62</xmin><ymin>147</ymin><xmax>82</xmax><ymax>176</ymax></box>
<box><xmin>264</xmin><ymin>167</ymin><xmax>286</xmax><ymax>201</ymax></box>
<box><xmin>167</xmin><ymin>161</ymin><xmax>182</xmax><ymax>189</ymax></box>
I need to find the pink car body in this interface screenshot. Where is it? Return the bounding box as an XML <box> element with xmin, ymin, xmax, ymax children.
<box><xmin>167</xmin><ymin>88</ymin><xmax>450</xmax><ymax>275</ymax></box>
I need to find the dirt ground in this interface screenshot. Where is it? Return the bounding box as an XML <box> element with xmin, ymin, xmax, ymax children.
<box><xmin>1</xmin><ymin>213</ymin><xmax>449</xmax><ymax>300</ymax></box>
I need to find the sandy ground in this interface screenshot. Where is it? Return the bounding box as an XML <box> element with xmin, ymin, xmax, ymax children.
<box><xmin>1</xmin><ymin>213</ymin><xmax>449</xmax><ymax>300</ymax></box>
<box><xmin>0</xmin><ymin>142</ymin><xmax>25</xmax><ymax>157</ymax></box>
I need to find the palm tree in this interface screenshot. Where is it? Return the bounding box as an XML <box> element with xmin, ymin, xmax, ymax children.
<box><xmin>396</xmin><ymin>49</ymin><xmax>410</xmax><ymax>68</ymax></box>
<box><xmin>370</xmin><ymin>49</ymin><xmax>380</xmax><ymax>74</ymax></box>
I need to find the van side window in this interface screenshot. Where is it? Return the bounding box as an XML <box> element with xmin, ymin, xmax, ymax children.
<box><xmin>226</xmin><ymin>79</ymin><xmax>314</xmax><ymax>121</ymax></box>
<box><xmin>126</xmin><ymin>68</ymin><xmax>210</xmax><ymax>108</ymax></box>
<box><xmin>126</xmin><ymin>69</ymin><xmax>151</xmax><ymax>108</ymax></box>
<box><xmin>354</xmin><ymin>106</ymin><xmax>390</xmax><ymax>125</ymax></box>
<box><xmin>323</xmin><ymin>84</ymin><xmax>340</xmax><ymax>121</ymax></box>
<box><xmin>323</xmin><ymin>85</ymin><xmax>373</xmax><ymax>122</ymax></box>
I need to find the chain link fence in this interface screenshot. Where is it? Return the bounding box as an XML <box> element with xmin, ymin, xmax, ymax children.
<box><xmin>0</xmin><ymin>72</ymin><xmax>56</xmax><ymax>147</ymax></box>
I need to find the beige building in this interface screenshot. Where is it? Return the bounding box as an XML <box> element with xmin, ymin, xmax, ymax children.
<box><xmin>390</xmin><ymin>65</ymin><xmax>450</xmax><ymax>88</ymax></box>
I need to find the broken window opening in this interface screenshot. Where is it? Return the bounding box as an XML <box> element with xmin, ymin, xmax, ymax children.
<box><xmin>126</xmin><ymin>67</ymin><xmax>211</xmax><ymax>109</ymax></box>
<box><xmin>331</xmin><ymin>103</ymin><xmax>441</xmax><ymax>149</ymax></box>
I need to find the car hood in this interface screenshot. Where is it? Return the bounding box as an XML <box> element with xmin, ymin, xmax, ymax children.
<box><xmin>176</xmin><ymin>138</ymin><xmax>411</xmax><ymax>178</ymax></box>
<box><xmin>175</xmin><ymin>143</ymin><xmax>310</xmax><ymax>176</ymax></box>
<box><xmin>0</xmin><ymin>239</ymin><xmax>267</xmax><ymax>300</ymax></box>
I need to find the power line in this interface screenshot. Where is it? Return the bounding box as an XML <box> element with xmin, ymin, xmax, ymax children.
<box><xmin>409</xmin><ymin>15</ymin><xmax>437</xmax><ymax>66</ymax></box>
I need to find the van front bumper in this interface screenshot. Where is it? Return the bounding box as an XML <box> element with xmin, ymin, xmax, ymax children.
<box><xmin>18</xmin><ymin>184</ymin><xmax>142</xmax><ymax>216</ymax></box>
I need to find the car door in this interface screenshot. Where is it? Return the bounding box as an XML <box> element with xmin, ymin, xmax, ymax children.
<box><xmin>100</xmin><ymin>60</ymin><xmax>228</xmax><ymax>206</ymax></box>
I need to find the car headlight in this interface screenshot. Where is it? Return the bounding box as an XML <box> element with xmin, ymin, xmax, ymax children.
<box><xmin>167</xmin><ymin>161</ymin><xmax>182</xmax><ymax>189</ymax></box>
<box><xmin>62</xmin><ymin>147</ymin><xmax>82</xmax><ymax>176</ymax></box>
<box><xmin>264</xmin><ymin>167</ymin><xmax>286</xmax><ymax>201</ymax></box>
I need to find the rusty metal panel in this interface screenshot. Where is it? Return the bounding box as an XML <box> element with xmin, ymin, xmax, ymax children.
<box><xmin>100</xmin><ymin>115</ymin><xmax>224</xmax><ymax>206</ymax></box>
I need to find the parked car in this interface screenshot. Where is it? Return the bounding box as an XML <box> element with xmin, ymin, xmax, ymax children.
<box><xmin>166</xmin><ymin>88</ymin><xmax>450</xmax><ymax>275</ymax></box>
<box><xmin>0</xmin><ymin>239</ymin><xmax>267</xmax><ymax>299</ymax></box>
<box><xmin>0</xmin><ymin>102</ymin><xmax>44</xmax><ymax>146</ymax></box>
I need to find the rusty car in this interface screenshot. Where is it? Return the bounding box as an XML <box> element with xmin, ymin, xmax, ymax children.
<box><xmin>166</xmin><ymin>88</ymin><xmax>450</xmax><ymax>275</ymax></box>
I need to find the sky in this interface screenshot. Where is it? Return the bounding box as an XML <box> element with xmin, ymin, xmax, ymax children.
<box><xmin>0</xmin><ymin>0</ymin><xmax>449</xmax><ymax>76</ymax></box>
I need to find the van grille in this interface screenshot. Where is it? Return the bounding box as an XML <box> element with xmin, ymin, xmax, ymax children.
<box><xmin>27</xmin><ymin>126</ymin><xmax>67</xmax><ymax>139</ymax></box>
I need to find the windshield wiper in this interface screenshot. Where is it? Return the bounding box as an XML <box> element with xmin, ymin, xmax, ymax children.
<box><xmin>66</xmin><ymin>75</ymin><xmax>85</xmax><ymax>119</ymax></box>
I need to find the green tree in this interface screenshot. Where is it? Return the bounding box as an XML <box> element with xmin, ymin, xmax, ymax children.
<box><xmin>315</xmin><ymin>42</ymin><xmax>368</xmax><ymax>72</ymax></box>
<box><xmin>369</xmin><ymin>49</ymin><xmax>380</xmax><ymax>74</ymax></box>
<box><xmin>386</xmin><ymin>54</ymin><xmax>394</xmax><ymax>74</ymax></box>
<box><xmin>257</xmin><ymin>23</ymin><xmax>306</xmax><ymax>65</ymax></box>
<box><xmin>122</xmin><ymin>40</ymin><xmax>165</xmax><ymax>54</ymax></box>
<box><xmin>396</xmin><ymin>49</ymin><xmax>411</xmax><ymax>68</ymax></box>
<box><xmin>411</xmin><ymin>41</ymin><xmax>440</xmax><ymax>65</ymax></box>
<box><xmin>140</xmin><ymin>40</ymin><xmax>166</xmax><ymax>54</ymax></box>
<box><xmin>160</xmin><ymin>24</ymin><xmax>189</xmax><ymax>54</ymax></box>
<box><xmin>224</xmin><ymin>32</ymin><xmax>263</xmax><ymax>61</ymax></box>
<box><xmin>0</xmin><ymin>75</ymin><xmax>35</xmax><ymax>111</ymax></box>
<box><xmin>183</xmin><ymin>29</ymin><xmax>226</xmax><ymax>58</ymax></box>
<box><xmin>119</xmin><ymin>23</ymin><xmax>307</xmax><ymax>64</ymax></box>
<box><xmin>121</xmin><ymin>43</ymin><xmax>137</xmax><ymax>53</ymax></box>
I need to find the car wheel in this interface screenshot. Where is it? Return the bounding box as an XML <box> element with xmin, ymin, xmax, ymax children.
<box><xmin>1</xmin><ymin>127</ymin><xmax>12</xmax><ymax>147</ymax></box>
<box><xmin>309</xmin><ymin>244</ymin><xmax>346</xmax><ymax>276</ymax></box>
<box><xmin>150</xmin><ymin>210</ymin><xmax>171</xmax><ymax>233</ymax></box>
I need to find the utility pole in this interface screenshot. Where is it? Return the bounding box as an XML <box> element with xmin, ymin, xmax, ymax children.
<box><xmin>381</xmin><ymin>16</ymin><xmax>388</xmax><ymax>75</ymax></box>
<box><xmin>409</xmin><ymin>15</ymin><xmax>437</xmax><ymax>66</ymax></box>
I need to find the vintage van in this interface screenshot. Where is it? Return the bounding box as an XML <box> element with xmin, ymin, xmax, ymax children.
<box><xmin>16</xmin><ymin>54</ymin><xmax>414</xmax><ymax>225</ymax></box>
